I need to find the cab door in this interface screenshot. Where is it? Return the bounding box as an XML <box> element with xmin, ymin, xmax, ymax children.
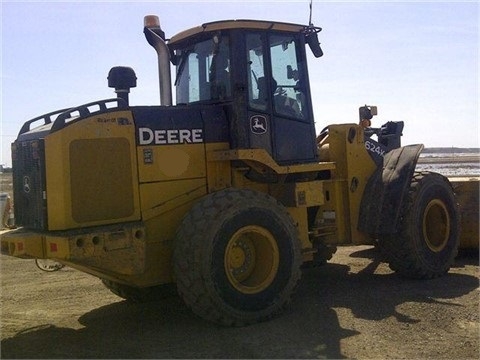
<box><xmin>246</xmin><ymin>32</ymin><xmax>318</xmax><ymax>165</ymax></box>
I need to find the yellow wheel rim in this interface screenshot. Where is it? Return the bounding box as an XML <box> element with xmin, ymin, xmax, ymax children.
<box><xmin>224</xmin><ymin>225</ymin><xmax>280</xmax><ymax>294</ymax></box>
<box><xmin>423</xmin><ymin>199</ymin><xmax>450</xmax><ymax>252</ymax></box>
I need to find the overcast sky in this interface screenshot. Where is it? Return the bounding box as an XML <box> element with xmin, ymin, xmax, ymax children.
<box><xmin>1</xmin><ymin>0</ymin><xmax>478</xmax><ymax>166</ymax></box>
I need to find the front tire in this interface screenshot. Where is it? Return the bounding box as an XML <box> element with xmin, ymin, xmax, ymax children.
<box><xmin>173</xmin><ymin>188</ymin><xmax>302</xmax><ymax>326</ymax></box>
<box><xmin>379</xmin><ymin>172</ymin><xmax>460</xmax><ymax>279</ymax></box>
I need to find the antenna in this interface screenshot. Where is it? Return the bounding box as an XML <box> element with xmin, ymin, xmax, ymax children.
<box><xmin>309</xmin><ymin>0</ymin><xmax>313</xmax><ymax>26</ymax></box>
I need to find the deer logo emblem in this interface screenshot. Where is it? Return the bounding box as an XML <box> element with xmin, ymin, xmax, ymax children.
<box><xmin>250</xmin><ymin>115</ymin><xmax>268</xmax><ymax>134</ymax></box>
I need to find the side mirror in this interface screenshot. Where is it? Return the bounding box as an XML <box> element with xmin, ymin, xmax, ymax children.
<box><xmin>306</xmin><ymin>32</ymin><xmax>323</xmax><ymax>58</ymax></box>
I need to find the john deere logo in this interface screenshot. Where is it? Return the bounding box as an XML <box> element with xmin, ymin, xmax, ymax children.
<box><xmin>250</xmin><ymin>115</ymin><xmax>267</xmax><ymax>134</ymax></box>
<box><xmin>23</xmin><ymin>176</ymin><xmax>31</xmax><ymax>194</ymax></box>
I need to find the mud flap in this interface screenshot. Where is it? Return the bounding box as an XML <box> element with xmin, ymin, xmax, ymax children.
<box><xmin>358</xmin><ymin>144</ymin><xmax>424</xmax><ymax>234</ymax></box>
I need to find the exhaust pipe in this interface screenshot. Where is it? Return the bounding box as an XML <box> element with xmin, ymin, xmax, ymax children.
<box><xmin>143</xmin><ymin>15</ymin><xmax>172</xmax><ymax>106</ymax></box>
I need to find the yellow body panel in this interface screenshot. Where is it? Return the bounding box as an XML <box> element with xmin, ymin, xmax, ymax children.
<box><xmin>45</xmin><ymin>111</ymin><xmax>140</xmax><ymax>230</ymax></box>
<box><xmin>140</xmin><ymin>178</ymin><xmax>206</xmax><ymax>222</ymax></box>
<box><xmin>210</xmin><ymin>148</ymin><xmax>335</xmax><ymax>174</ymax></box>
<box><xmin>136</xmin><ymin>142</ymin><xmax>208</xmax><ymax>224</ymax></box>
<box><xmin>206</xmin><ymin>142</ymin><xmax>232</xmax><ymax>192</ymax></box>
<box><xmin>317</xmin><ymin>124</ymin><xmax>377</xmax><ymax>245</ymax></box>
<box><xmin>137</xmin><ymin>143</ymin><xmax>206</xmax><ymax>183</ymax></box>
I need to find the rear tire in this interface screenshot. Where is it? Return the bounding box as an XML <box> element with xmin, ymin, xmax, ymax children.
<box><xmin>173</xmin><ymin>188</ymin><xmax>302</xmax><ymax>326</ymax></box>
<box><xmin>379</xmin><ymin>172</ymin><xmax>460</xmax><ymax>279</ymax></box>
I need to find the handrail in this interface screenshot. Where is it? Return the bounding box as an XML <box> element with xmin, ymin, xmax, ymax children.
<box><xmin>50</xmin><ymin>98</ymin><xmax>127</xmax><ymax>133</ymax></box>
<box><xmin>18</xmin><ymin>108</ymin><xmax>72</xmax><ymax>136</ymax></box>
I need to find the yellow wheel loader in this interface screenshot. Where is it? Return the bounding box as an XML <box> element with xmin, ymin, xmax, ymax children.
<box><xmin>1</xmin><ymin>15</ymin><xmax>478</xmax><ymax>326</ymax></box>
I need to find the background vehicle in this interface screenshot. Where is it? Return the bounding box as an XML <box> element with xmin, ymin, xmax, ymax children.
<box><xmin>1</xmin><ymin>15</ymin><xmax>478</xmax><ymax>326</ymax></box>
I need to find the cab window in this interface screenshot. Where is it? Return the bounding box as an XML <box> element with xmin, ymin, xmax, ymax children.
<box><xmin>270</xmin><ymin>34</ymin><xmax>307</xmax><ymax>119</ymax></box>
<box><xmin>175</xmin><ymin>35</ymin><xmax>231</xmax><ymax>104</ymax></box>
<box><xmin>247</xmin><ymin>33</ymin><xmax>268</xmax><ymax>111</ymax></box>
<box><xmin>247</xmin><ymin>33</ymin><xmax>307</xmax><ymax>120</ymax></box>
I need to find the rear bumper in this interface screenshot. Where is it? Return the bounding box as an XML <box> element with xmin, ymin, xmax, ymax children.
<box><xmin>0</xmin><ymin>222</ymin><xmax>147</xmax><ymax>275</ymax></box>
<box><xmin>1</xmin><ymin>229</ymin><xmax>45</xmax><ymax>258</ymax></box>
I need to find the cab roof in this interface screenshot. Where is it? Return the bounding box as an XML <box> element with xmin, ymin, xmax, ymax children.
<box><xmin>169</xmin><ymin>19</ymin><xmax>308</xmax><ymax>45</ymax></box>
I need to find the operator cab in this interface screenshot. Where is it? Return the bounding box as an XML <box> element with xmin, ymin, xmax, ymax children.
<box><xmin>168</xmin><ymin>20</ymin><xmax>323</xmax><ymax>165</ymax></box>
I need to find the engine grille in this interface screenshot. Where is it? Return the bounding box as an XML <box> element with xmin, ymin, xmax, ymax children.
<box><xmin>12</xmin><ymin>140</ymin><xmax>48</xmax><ymax>229</ymax></box>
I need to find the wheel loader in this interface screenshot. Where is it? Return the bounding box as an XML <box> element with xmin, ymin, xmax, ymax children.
<box><xmin>1</xmin><ymin>15</ymin><xmax>478</xmax><ymax>326</ymax></box>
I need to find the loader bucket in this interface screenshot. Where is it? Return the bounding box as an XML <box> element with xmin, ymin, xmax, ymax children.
<box><xmin>450</xmin><ymin>177</ymin><xmax>479</xmax><ymax>249</ymax></box>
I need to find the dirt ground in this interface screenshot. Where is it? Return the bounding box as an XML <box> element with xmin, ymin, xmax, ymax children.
<box><xmin>0</xmin><ymin>245</ymin><xmax>478</xmax><ymax>359</ymax></box>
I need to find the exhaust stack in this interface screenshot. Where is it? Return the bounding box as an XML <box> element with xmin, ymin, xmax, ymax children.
<box><xmin>144</xmin><ymin>15</ymin><xmax>172</xmax><ymax>106</ymax></box>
